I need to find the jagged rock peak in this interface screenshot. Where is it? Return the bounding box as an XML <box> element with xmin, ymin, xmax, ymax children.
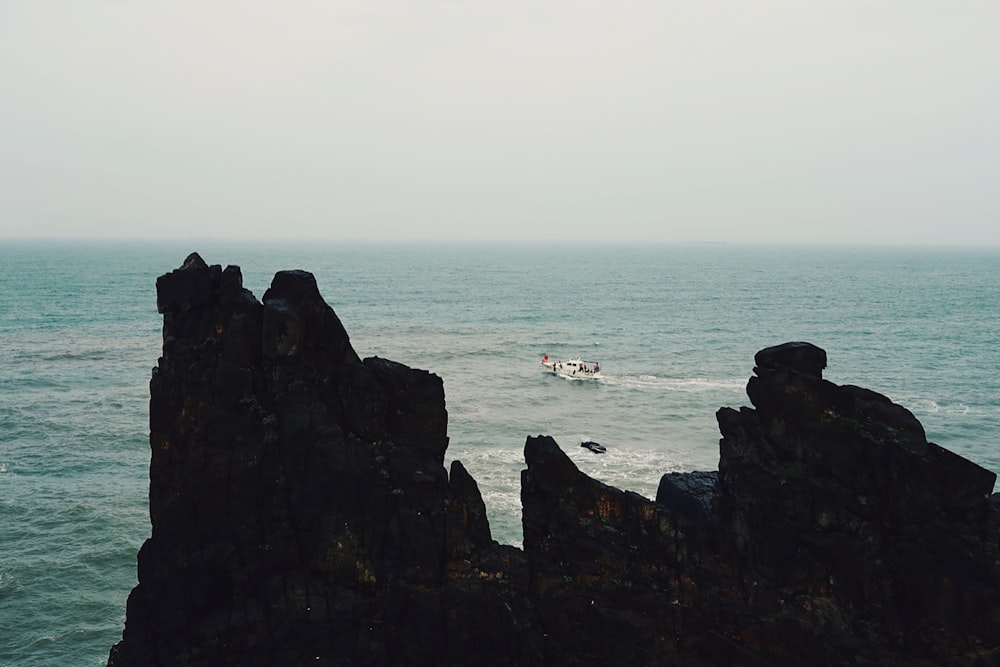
<box><xmin>111</xmin><ymin>254</ymin><xmax>476</xmax><ymax>666</ymax></box>
<box><xmin>181</xmin><ymin>251</ymin><xmax>208</xmax><ymax>269</ymax></box>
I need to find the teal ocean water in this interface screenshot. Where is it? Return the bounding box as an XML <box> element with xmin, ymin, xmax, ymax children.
<box><xmin>1</xmin><ymin>241</ymin><xmax>998</xmax><ymax>666</ymax></box>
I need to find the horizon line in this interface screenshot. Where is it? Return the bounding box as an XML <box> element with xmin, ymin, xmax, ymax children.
<box><xmin>2</xmin><ymin>236</ymin><xmax>999</xmax><ymax>250</ymax></box>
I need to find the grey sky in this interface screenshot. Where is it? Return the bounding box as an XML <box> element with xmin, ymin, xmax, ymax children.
<box><xmin>1</xmin><ymin>1</ymin><xmax>998</xmax><ymax>244</ymax></box>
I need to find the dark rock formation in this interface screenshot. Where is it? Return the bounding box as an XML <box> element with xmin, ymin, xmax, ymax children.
<box><xmin>111</xmin><ymin>258</ymin><xmax>1000</xmax><ymax>667</ymax></box>
<box><xmin>715</xmin><ymin>342</ymin><xmax>1000</xmax><ymax>664</ymax></box>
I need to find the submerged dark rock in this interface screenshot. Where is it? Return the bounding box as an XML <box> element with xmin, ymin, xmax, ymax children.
<box><xmin>111</xmin><ymin>259</ymin><xmax>1000</xmax><ymax>666</ymax></box>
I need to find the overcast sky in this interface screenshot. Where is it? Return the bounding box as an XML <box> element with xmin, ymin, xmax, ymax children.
<box><xmin>1</xmin><ymin>1</ymin><xmax>998</xmax><ymax>245</ymax></box>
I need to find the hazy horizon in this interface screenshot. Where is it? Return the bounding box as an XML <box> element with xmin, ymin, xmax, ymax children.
<box><xmin>2</xmin><ymin>2</ymin><xmax>998</xmax><ymax>246</ymax></box>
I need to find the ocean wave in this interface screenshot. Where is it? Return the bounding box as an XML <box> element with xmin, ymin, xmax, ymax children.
<box><xmin>895</xmin><ymin>397</ymin><xmax>990</xmax><ymax>417</ymax></box>
<box><xmin>600</xmin><ymin>374</ymin><xmax>746</xmax><ymax>393</ymax></box>
<box><xmin>36</xmin><ymin>350</ymin><xmax>112</xmax><ymax>363</ymax></box>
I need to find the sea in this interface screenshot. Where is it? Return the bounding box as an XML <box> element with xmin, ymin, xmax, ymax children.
<box><xmin>1</xmin><ymin>241</ymin><xmax>998</xmax><ymax>666</ymax></box>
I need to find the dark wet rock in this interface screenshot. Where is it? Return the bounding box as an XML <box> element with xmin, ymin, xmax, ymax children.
<box><xmin>112</xmin><ymin>254</ymin><xmax>511</xmax><ymax>667</ymax></box>
<box><xmin>717</xmin><ymin>344</ymin><xmax>1000</xmax><ymax>663</ymax></box>
<box><xmin>111</xmin><ymin>256</ymin><xmax>1000</xmax><ymax>667</ymax></box>
<box><xmin>580</xmin><ymin>439</ymin><xmax>606</xmax><ymax>453</ymax></box>
<box><xmin>656</xmin><ymin>470</ymin><xmax>717</xmax><ymax>527</ymax></box>
<box><xmin>754</xmin><ymin>340</ymin><xmax>827</xmax><ymax>378</ymax></box>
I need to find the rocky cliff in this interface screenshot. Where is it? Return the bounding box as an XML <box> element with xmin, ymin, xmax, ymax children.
<box><xmin>110</xmin><ymin>255</ymin><xmax>1000</xmax><ymax>666</ymax></box>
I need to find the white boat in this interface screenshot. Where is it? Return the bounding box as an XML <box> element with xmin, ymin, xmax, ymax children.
<box><xmin>540</xmin><ymin>355</ymin><xmax>602</xmax><ymax>379</ymax></box>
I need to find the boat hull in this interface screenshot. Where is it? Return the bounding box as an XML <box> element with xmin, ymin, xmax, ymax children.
<box><xmin>541</xmin><ymin>357</ymin><xmax>602</xmax><ymax>380</ymax></box>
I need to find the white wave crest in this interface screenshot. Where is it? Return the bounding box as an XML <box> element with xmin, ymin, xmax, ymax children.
<box><xmin>895</xmin><ymin>397</ymin><xmax>982</xmax><ymax>417</ymax></box>
<box><xmin>600</xmin><ymin>374</ymin><xmax>746</xmax><ymax>393</ymax></box>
